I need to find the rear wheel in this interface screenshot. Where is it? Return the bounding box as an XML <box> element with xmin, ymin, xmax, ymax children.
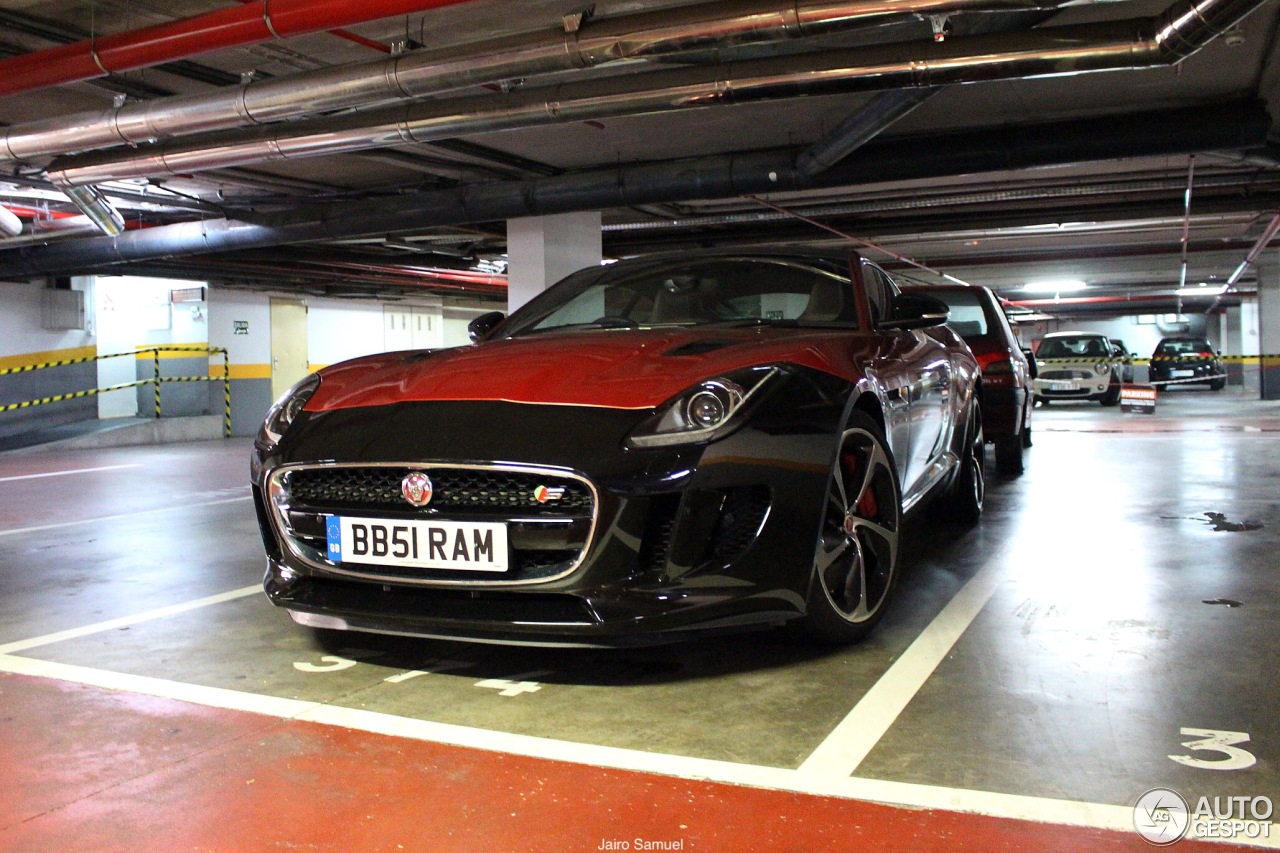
<box><xmin>798</xmin><ymin>410</ymin><xmax>902</xmax><ymax>644</ymax></box>
<box><xmin>995</xmin><ymin>434</ymin><xmax>1024</xmax><ymax>476</ymax></box>
<box><xmin>1210</xmin><ymin>378</ymin><xmax>1226</xmax><ymax>391</ymax></box>
<box><xmin>937</xmin><ymin>403</ymin><xmax>985</xmax><ymax>523</ymax></box>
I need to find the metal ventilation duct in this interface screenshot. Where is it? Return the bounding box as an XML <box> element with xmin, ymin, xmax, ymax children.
<box><xmin>1</xmin><ymin>100</ymin><xmax>1270</xmax><ymax>278</ymax></box>
<box><xmin>42</xmin><ymin>0</ymin><xmax>1272</xmax><ymax>187</ymax></box>
<box><xmin>0</xmin><ymin>0</ymin><xmax>1062</xmax><ymax>166</ymax></box>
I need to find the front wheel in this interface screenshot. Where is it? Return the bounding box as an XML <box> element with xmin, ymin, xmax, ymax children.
<box><xmin>798</xmin><ymin>410</ymin><xmax>902</xmax><ymax>644</ymax></box>
<box><xmin>1210</xmin><ymin>378</ymin><xmax>1226</xmax><ymax>391</ymax></box>
<box><xmin>1100</xmin><ymin>382</ymin><xmax>1122</xmax><ymax>407</ymax></box>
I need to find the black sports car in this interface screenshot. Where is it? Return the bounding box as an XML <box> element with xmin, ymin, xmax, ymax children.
<box><xmin>252</xmin><ymin>250</ymin><xmax>984</xmax><ymax>647</ymax></box>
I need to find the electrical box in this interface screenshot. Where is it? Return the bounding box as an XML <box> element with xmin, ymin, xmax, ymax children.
<box><xmin>41</xmin><ymin>287</ymin><xmax>86</xmax><ymax>331</ymax></box>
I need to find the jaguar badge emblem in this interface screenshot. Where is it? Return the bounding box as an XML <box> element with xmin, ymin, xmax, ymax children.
<box><xmin>401</xmin><ymin>471</ymin><xmax>434</xmax><ymax>507</ymax></box>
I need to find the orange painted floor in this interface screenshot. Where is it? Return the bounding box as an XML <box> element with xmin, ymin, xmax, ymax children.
<box><xmin>0</xmin><ymin>672</ymin><xmax>1245</xmax><ymax>853</ymax></box>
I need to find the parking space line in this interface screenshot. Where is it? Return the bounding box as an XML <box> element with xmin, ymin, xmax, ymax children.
<box><xmin>797</xmin><ymin>557</ymin><xmax>1006</xmax><ymax>779</ymax></box>
<box><xmin>2</xmin><ymin>653</ymin><xmax>1275</xmax><ymax>847</ymax></box>
<box><xmin>0</xmin><ymin>464</ymin><xmax>140</xmax><ymax>482</ymax></box>
<box><xmin>0</xmin><ymin>585</ymin><xmax>260</xmax><ymax>654</ymax></box>
<box><xmin>0</xmin><ymin>493</ymin><xmax>251</xmax><ymax>538</ymax></box>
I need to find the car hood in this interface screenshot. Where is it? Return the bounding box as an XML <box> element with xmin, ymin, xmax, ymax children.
<box><xmin>307</xmin><ymin>327</ymin><xmax>853</xmax><ymax>412</ymax></box>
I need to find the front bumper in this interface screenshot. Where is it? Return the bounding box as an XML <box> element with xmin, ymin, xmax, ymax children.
<box><xmin>1150</xmin><ymin>361</ymin><xmax>1224</xmax><ymax>385</ymax></box>
<box><xmin>1034</xmin><ymin>366</ymin><xmax>1113</xmax><ymax>400</ymax></box>
<box><xmin>254</xmin><ymin>392</ymin><xmax>842</xmax><ymax>646</ymax></box>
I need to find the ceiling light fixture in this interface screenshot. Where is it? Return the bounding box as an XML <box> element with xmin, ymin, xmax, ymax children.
<box><xmin>1175</xmin><ymin>284</ymin><xmax>1227</xmax><ymax>296</ymax></box>
<box><xmin>1023</xmin><ymin>279</ymin><xmax>1087</xmax><ymax>293</ymax></box>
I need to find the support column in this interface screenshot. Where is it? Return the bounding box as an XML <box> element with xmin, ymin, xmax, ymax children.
<box><xmin>506</xmin><ymin>212</ymin><xmax>602</xmax><ymax>313</ymax></box>
<box><xmin>1220</xmin><ymin>306</ymin><xmax>1244</xmax><ymax>386</ymax></box>
<box><xmin>1259</xmin><ymin>249</ymin><xmax>1280</xmax><ymax>400</ymax></box>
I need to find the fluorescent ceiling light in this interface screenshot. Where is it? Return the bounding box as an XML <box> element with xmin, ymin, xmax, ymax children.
<box><xmin>1175</xmin><ymin>284</ymin><xmax>1227</xmax><ymax>296</ymax></box>
<box><xmin>1023</xmin><ymin>279</ymin><xmax>1087</xmax><ymax>293</ymax></box>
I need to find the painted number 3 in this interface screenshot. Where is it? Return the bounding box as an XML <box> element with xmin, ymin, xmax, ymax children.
<box><xmin>1169</xmin><ymin>728</ymin><xmax>1257</xmax><ymax>771</ymax></box>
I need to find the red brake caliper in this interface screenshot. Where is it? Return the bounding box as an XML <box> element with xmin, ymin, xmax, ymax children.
<box><xmin>843</xmin><ymin>451</ymin><xmax>878</xmax><ymax>519</ymax></box>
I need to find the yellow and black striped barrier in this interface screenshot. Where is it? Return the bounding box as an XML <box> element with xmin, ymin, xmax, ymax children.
<box><xmin>1037</xmin><ymin>354</ymin><xmax>1280</xmax><ymax>365</ymax></box>
<box><xmin>0</xmin><ymin>345</ymin><xmax>232</xmax><ymax>437</ymax></box>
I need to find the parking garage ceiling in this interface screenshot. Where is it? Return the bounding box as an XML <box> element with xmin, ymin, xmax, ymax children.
<box><xmin>0</xmin><ymin>0</ymin><xmax>1278</xmax><ymax>317</ymax></box>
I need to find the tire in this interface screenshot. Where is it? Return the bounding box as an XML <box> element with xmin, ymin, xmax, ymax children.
<box><xmin>1210</xmin><ymin>378</ymin><xmax>1225</xmax><ymax>391</ymax></box>
<box><xmin>1100</xmin><ymin>381</ymin><xmax>1122</xmax><ymax>407</ymax></box>
<box><xmin>1021</xmin><ymin>424</ymin><xmax>1032</xmax><ymax>449</ymax></box>
<box><xmin>937</xmin><ymin>403</ymin><xmax>985</xmax><ymax>524</ymax></box>
<box><xmin>798</xmin><ymin>410</ymin><xmax>902</xmax><ymax>644</ymax></box>
<box><xmin>995</xmin><ymin>434</ymin><xmax>1024</xmax><ymax>476</ymax></box>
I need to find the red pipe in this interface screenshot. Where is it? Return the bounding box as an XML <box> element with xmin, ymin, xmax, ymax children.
<box><xmin>0</xmin><ymin>0</ymin><xmax>479</xmax><ymax>98</ymax></box>
<box><xmin>230</xmin><ymin>0</ymin><xmax>391</xmax><ymax>54</ymax></box>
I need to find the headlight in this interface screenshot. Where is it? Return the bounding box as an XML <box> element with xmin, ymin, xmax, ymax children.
<box><xmin>257</xmin><ymin>373</ymin><xmax>321</xmax><ymax>448</ymax></box>
<box><xmin>628</xmin><ymin>366</ymin><xmax>780</xmax><ymax>448</ymax></box>
<box><xmin>1094</xmin><ymin>362</ymin><xmax>1110</xmax><ymax>375</ymax></box>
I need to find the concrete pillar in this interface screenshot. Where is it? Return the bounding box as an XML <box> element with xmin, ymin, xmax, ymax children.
<box><xmin>1259</xmin><ymin>249</ymin><xmax>1280</xmax><ymax>400</ymax></box>
<box><xmin>506</xmin><ymin>212</ymin><xmax>602</xmax><ymax>313</ymax></box>
<box><xmin>1220</xmin><ymin>306</ymin><xmax>1244</xmax><ymax>386</ymax></box>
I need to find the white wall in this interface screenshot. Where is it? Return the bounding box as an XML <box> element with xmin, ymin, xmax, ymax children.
<box><xmin>1023</xmin><ymin>316</ymin><xmax>1167</xmax><ymax>357</ymax></box>
<box><xmin>309</xmin><ymin>298</ymin><xmax>385</xmax><ymax>368</ymax></box>
<box><xmin>0</xmin><ymin>279</ymin><xmax>94</xmax><ymax>359</ymax></box>
<box><xmin>94</xmin><ymin>275</ymin><xmax>208</xmax><ymax>418</ymax></box>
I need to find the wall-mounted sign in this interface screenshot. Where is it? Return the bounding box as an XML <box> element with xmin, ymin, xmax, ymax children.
<box><xmin>170</xmin><ymin>286</ymin><xmax>206</xmax><ymax>303</ymax></box>
<box><xmin>233</xmin><ymin>320</ymin><xmax>249</xmax><ymax>335</ymax></box>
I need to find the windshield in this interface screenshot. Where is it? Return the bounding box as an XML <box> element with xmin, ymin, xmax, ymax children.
<box><xmin>502</xmin><ymin>256</ymin><xmax>858</xmax><ymax>336</ymax></box>
<box><xmin>1038</xmin><ymin>336</ymin><xmax>1110</xmax><ymax>359</ymax></box>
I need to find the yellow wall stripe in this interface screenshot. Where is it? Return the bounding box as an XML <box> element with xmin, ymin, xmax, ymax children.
<box><xmin>210</xmin><ymin>363</ymin><xmax>271</xmax><ymax>380</ymax></box>
<box><xmin>0</xmin><ymin>345</ymin><xmax>97</xmax><ymax>372</ymax></box>
<box><xmin>135</xmin><ymin>343</ymin><xmax>214</xmax><ymax>360</ymax></box>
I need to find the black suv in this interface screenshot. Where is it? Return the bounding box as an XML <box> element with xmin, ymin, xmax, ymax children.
<box><xmin>1149</xmin><ymin>336</ymin><xmax>1225</xmax><ymax>391</ymax></box>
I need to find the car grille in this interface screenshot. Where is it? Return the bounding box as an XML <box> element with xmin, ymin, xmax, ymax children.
<box><xmin>288</xmin><ymin>467</ymin><xmax>593</xmax><ymax>512</ymax></box>
<box><xmin>268</xmin><ymin>463</ymin><xmax>596</xmax><ymax>586</ymax></box>
<box><xmin>1040</xmin><ymin>369</ymin><xmax>1091</xmax><ymax>381</ymax></box>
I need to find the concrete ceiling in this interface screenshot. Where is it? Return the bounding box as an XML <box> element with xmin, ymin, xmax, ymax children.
<box><xmin>0</xmin><ymin>0</ymin><xmax>1278</xmax><ymax>320</ymax></box>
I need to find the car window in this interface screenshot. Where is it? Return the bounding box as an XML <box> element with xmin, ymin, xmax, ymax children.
<box><xmin>506</xmin><ymin>257</ymin><xmax>859</xmax><ymax>334</ymax></box>
<box><xmin>1154</xmin><ymin>339</ymin><xmax>1212</xmax><ymax>356</ymax></box>
<box><xmin>861</xmin><ymin>264</ymin><xmax>894</xmax><ymax>326</ymax></box>
<box><xmin>1038</xmin><ymin>336</ymin><xmax>1110</xmax><ymax>358</ymax></box>
<box><xmin>927</xmin><ymin>289</ymin><xmax>989</xmax><ymax>338</ymax></box>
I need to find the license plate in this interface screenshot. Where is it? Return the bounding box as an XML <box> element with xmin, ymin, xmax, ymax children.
<box><xmin>1171</xmin><ymin>369</ymin><xmax>1194</xmax><ymax>377</ymax></box>
<box><xmin>326</xmin><ymin>516</ymin><xmax>508</xmax><ymax>572</ymax></box>
<box><xmin>1047</xmin><ymin>381</ymin><xmax>1078</xmax><ymax>391</ymax></box>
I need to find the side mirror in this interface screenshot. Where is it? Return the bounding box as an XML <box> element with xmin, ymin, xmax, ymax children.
<box><xmin>879</xmin><ymin>292</ymin><xmax>949</xmax><ymax>330</ymax></box>
<box><xmin>468</xmin><ymin>310</ymin><xmax>506</xmax><ymax>342</ymax></box>
<box><xmin>1022</xmin><ymin>347</ymin><xmax>1038</xmax><ymax>379</ymax></box>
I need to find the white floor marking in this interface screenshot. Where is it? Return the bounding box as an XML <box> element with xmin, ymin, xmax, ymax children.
<box><xmin>798</xmin><ymin>557</ymin><xmax>1006</xmax><ymax>778</ymax></box>
<box><xmin>1</xmin><ymin>653</ymin><xmax>1275</xmax><ymax>848</ymax></box>
<box><xmin>0</xmin><ymin>464</ymin><xmax>140</xmax><ymax>483</ymax></box>
<box><xmin>0</xmin><ymin>494</ymin><xmax>251</xmax><ymax>539</ymax></box>
<box><xmin>0</xmin><ymin>585</ymin><xmax>260</xmax><ymax>654</ymax></box>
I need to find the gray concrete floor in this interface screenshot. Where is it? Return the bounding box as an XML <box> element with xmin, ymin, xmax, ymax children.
<box><xmin>1</xmin><ymin>388</ymin><xmax>1277</xmax><ymax>827</ymax></box>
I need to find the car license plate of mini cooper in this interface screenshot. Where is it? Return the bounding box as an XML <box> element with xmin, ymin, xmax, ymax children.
<box><xmin>1047</xmin><ymin>381</ymin><xmax>1078</xmax><ymax>391</ymax></box>
<box><xmin>326</xmin><ymin>516</ymin><xmax>509</xmax><ymax>572</ymax></box>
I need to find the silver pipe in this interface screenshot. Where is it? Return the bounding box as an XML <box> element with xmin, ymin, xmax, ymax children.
<box><xmin>61</xmin><ymin>186</ymin><xmax>126</xmax><ymax>236</ymax></box>
<box><xmin>1226</xmin><ymin>211</ymin><xmax>1280</xmax><ymax>285</ymax></box>
<box><xmin>0</xmin><ymin>0</ymin><xmax>1059</xmax><ymax>165</ymax></box>
<box><xmin>45</xmin><ymin>0</ymin><xmax>1271</xmax><ymax>187</ymax></box>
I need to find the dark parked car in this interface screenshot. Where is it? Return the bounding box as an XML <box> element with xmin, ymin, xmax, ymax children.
<box><xmin>252</xmin><ymin>250</ymin><xmax>984</xmax><ymax>647</ymax></box>
<box><xmin>901</xmin><ymin>284</ymin><xmax>1033</xmax><ymax>475</ymax></box>
<box><xmin>1149</xmin><ymin>336</ymin><xmax>1225</xmax><ymax>391</ymax></box>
